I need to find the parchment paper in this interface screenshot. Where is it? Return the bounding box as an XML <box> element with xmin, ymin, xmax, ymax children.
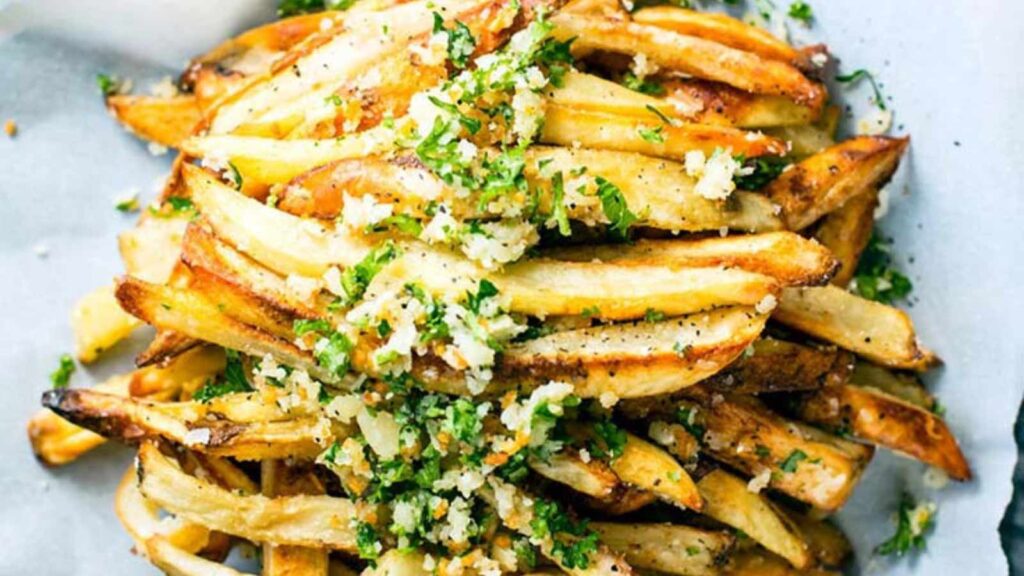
<box><xmin>2</xmin><ymin>1</ymin><xmax>1022</xmax><ymax>574</ymax></box>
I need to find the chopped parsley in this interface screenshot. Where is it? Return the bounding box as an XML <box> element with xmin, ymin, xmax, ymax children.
<box><xmin>192</xmin><ymin>350</ymin><xmax>254</xmax><ymax>402</ymax></box>
<box><xmin>836</xmin><ymin>69</ymin><xmax>887</xmax><ymax>111</ymax></box>
<box><xmin>676</xmin><ymin>406</ymin><xmax>705</xmax><ymax>440</ymax></box>
<box><xmin>148</xmin><ymin>196</ymin><xmax>196</xmax><ymax>219</ymax></box>
<box><xmin>621</xmin><ymin>72</ymin><xmax>665</xmax><ymax>96</ymax></box>
<box><xmin>293</xmin><ymin>319</ymin><xmax>355</xmax><ymax>377</ymax></box>
<box><xmin>549</xmin><ymin>171</ymin><xmax>572</xmax><ymax>236</ymax></box>
<box><xmin>788</xmin><ymin>1</ymin><xmax>813</xmax><ymax>23</ymax></box>
<box><xmin>643</xmin><ymin>308</ymin><xmax>665</xmax><ymax>322</ymax></box>
<box><xmin>852</xmin><ymin>234</ymin><xmax>913</xmax><ymax>304</ymax></box>
<box><xmin>433</xmin><ymin>12</ymin><xmax>477</xmax><ymax>69</ymax></box>
<box><xmin>226</xmin><ymin>162</ymin><xmax>244</xmax><ymax>191</ymax></box>
<box><xmin>115</xmin><ymin>193</ymin><xmax>140</xmax><ymax>213</ymax></box>
<box><xmin>368</xmin><ymin>214</ymin><xmax>423</xmax><ymax>237</ymax></box>
<box><xmin>530</xmin><ymin>499</ymin><xmax>599</xmax><ymax>569</ymax></box>
<box><xmin>733</xmin><ymin>155</ymin><xmax>790</xmax><ymax>191</ymax></box>
<box><xmin>589</xmin><ymin>420</ymin><xmax>627</xmax><ymax>460</ymax></box>
<box><xmin>594</xmin><ymin>177</ymin><xmax>638</xmax><ymax>241</ymax></box>
<box><xmin>332</xmin><ymin>242</ymin><xmax>399</xmax><ymax>308</ymax></box>
<box><xmin>637</xmin><ymin>125</ymin><xmax>665</xmax><ymax>143</ymax></box>
<box><xmin>465</xmin><ymin>279</ymin><xmax>499</xmax><ymax>315</ymax></box>
<box><xmin>778</xmin><ymin>449</ymin><xmax>808</xmax><ymax>473</ymax></box>
<box><xmin>50</xmin><ymin>354</ymin><xmax>75</xmax><ymax>388</ymax></box>
<box><xmin>354</xmin><ymin>521</ymin><xmax>381</xmax><ymax>561</ymax></box>
<box><xmin>96</xmin><ymin>73</ymin><xmax>121</xmax><ymax>96</ymax></box>
<box><xmin>876</xmin><ymin>495</ymin><xmax>935</xmax><ymax>557</ymax></box>
<box><xmin>534</xmin><ymin>35</ymin><xmax>575</xmax><ymax>88</ymax></box>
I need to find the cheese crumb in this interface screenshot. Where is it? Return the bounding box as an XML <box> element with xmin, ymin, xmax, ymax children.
<box><xmin>598</xmin><ymin>391</ymin><xmax>619</xmax><ymax>408</ymax></box>
<box><xmin>183</xmin><ymin>428</ymin><xmax>211</xmax><ymax>447</ymax></box>
<box><xmin>755</xmin><ymin>294</ymin><xmax>778</xmax><ymax>314</ymax></box>
<box><xmin>857</xmin><ymin>108</ymin><xmax>894</xmax><ymax>136</ymax></box>
<box><xmin>341</xmin><ymin>193</ymin><xmax>393</xmax><ymax>231</ymax></box>
<box><xmin>747</xmin><ymin>468</ymin><xmax>772</xmax><ymax>493</ymax></box>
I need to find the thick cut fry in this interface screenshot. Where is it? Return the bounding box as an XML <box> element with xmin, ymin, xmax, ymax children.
<box><xmin>696</xmin><ymin>469</ymin><xmax>811</xmax><ymax>569</ymax></box>
<box><xmin>119</xmin><ymin>215</ymin><xmax>190</xmax><ymax>283</ymax></box>
<box><xmin>541</xmin><ymin>104</ymin><xmax>788</xmax><ymax>159</ymax></box>
<box><xmin>609</xmin><ymin>432</ymin><xmax>701</xmax><ymax>510</ymax></box>
<box><xmin>784</xmin><ymin>510</ymin><xmax>851</xmax><ymax>568</ymax></box>
<box><xmin>106</xmin><ymin>95</ymin><xmax>202</xmax><ymax>148</ymax></box>
<box><xmin>796</xmin><ymin>383</ymin><xmax>970</xmax><ymax>480</ymax></box>
<box><xmin>42</xmin><ymin>389</ymin><xmax>334</xmax><ymax>460</ymax></box>
<box><xmin>551</xmin><ymin>13</ymin><xmax>825</xmax><ymax>109</ymax></box>
<box><xmin>145</xmin><ymin>536</ymin><xmax>252</xmax><ymax>576</ymax></box>
<box><xmin>661</xmin><ymin>79</ymin><xmax>819</xmax><ymax>128</ymax></box>
<box><xmin>775</xmin><ymin>285</ymin><xmax>938</xmax><ymax>370</ymax></box>
<box><xmin>813</xmin><ymin>189</ymin><xmax>878</xmax><ymax>287</ymax></box>
<box><xmin>764</xmin><ymin>123</ymin><xmax>835</xmax><ymax>159</ymax></box>
<box><xmin>630</xmin><ymin>7</ymin><xmax>804</xmax><ymax>65</ymax></box>
<box><xmin>724</xmin><ymin>550</ymin><xmax>839</xmax><ymax>576</ymax></box>
<box><xmin>279</xmin><ymin>147</ymin><xmax>784</xmax><ymax>233</ymax></box>
<box><xmin>261</xmin><ymin>460</ymin><xmax>330</xmax><ymax>576</ymax></box>
<box><xmin>137</xmin><ymin>443</ymin><xmax>364</xmax><ymax>549</ymax></box>
<box><xmin>590</xmin><ymin>522</ymin><xmax>733</xmax><ymax>576</ymax></box>
<box><xmin>700</xmin><ymin>339</ymin><xmax>852</xmax><ymax>395</ymax></box>
<box><xmin>131</xmin><ymin>345</ymin><xmax>226</xmax><ymax>398</ymax></box>
<box><xmin>71</xmin><ymin>284</ymin><xmax>141</xmax><ymax>363</ymax></box>
<box><xmin>848</xmin><ymin>362</ymin><xmax>934</xmax><ymax>409</ymax></box>
<box><xmin>583</xmin><ymin>486</ymin><xmax>657</xmax><ymax>515</ymax></box>
<box><xmin>528</xmin><ymin>452</ymin><xmax>619</xmax><ymax>498</ymax></box>
<box><xmin>765</xmin><ymin>137</ymin><xmax>908</xmax><ymax>230</ymax></box>
<box><xmin>28</xmin><ymin>374</ymin><xmax>130</xmax><ymax>466</ymax></box>
<box><xmin>548</xmin><ymin>232</ymin><xmax>835</xmax><ymax>286</ymax></box>
<box><xmin>545</xmin><ymin>71</ymin><xmax>679</xmax><ymax>121</ymax></box>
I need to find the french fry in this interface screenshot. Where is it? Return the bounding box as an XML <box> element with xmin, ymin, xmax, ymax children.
<box><xmin>630</xmin><ymin>7</ymin><xmax>805</xmax><ymax>65</ymax></box>
<box><xmin>145</xmin><ymin>536</ymin><xmax>252</xmax><ymax>576</ymax></box>
<box><xmin>660</xmin><ymin>79</ymin><xmax>819</xmax><ymax>128</ymax></box>
<box><xmin>119</xmin><ymin>214</ymin><xmax>189</xmax><ymax>283</ymax></box>
<box><xmin>115</xmin><ymin>465</ymin><xmax>214</xmax><ymax>555</ymax></box>
<box><xmin>848</xmin><ymin>361</ymin><xmax>935</xmax><ymax>409</ymax></box>
<box><xmin>28</xmin><ymin>374</ymin><xmax>130</xmax><ymax>466</ymax></box>
<box><xmin>696</xmin><ymin>469</ymin><xmax>811</xmax><ymax>569</ymax></box>
<box><xmin>784</xmin><ymin>509</ymin><xmax>851</xmax><ymax>568</ymax></box>
<box><xmin>71</xmin><ymin>284</ymin><xmax>141</xmax><ymax>363</ymax></box>
<box><xmin>608</xmin><ymin>432</ymin><xmax>702</xmax><ymax>510</ymax></box>
<box><xmin>724</xmin><ymin>550</ymin><xmax>840</xmax><ymax>576</ymax></box>
<box><xmin>590</xmin><ymin>522</ymin><xmax>734</xmax><ymax>576</ymax></box>
<box><xmin>765</xmin><ymin>136</ymin><xmax>908</xmax><ymax>230</ymax></box>
<box><xmin>764</xmin><ymin>123</ymin><xmax>836</xmax><ymax>158</ymax></box>
<box><xmin>528</xmin><ymin>452</ymin><xmax>619</xmax><ymax>498</ymax></box>
<box><xmin>551</xmin><ymin>13</ymin><xmax>825</xmax><ymax>109</ymax></box>
<box><xmin>774</xmin><ymin>285</ymin><xmax>938</xmax><ymax>370</ymax></box>
<box><xmin>138</xmin><ymin>442</ymin><xmax>366</xmax><ymax>549</ymax></box>
<box><xmin>813</xmin><ymin>189</ymin><xmax>878</xmax><ymax>287</ymax></box>
<box><xmin>362</xmin><ymin>550</ymin><xmax>432</xmax><ymax>576</ymax></box>
<box><xmin>700</xmin><ymin>339</ymin><xmax>852</xmax><ymax>395</ymax></box>
<box><xmin>42</xmin><ymin>389</ymin><xmax>336</xmax><ymax>460</ymax></box>
<box><xmin>795</xmin><ymin>383</ymin><xmax>971</xmax><ymax>480</ymax></box>
<box><xmin>583</xmin><ymin>486</ymin><xmax>657</xmax><ymax>515</ymax></box>
<box><xmin>106</xmin><ymin>95</ymin><xmax>202</xmax><ymax>148</ymax></box>
<box><xmin>547</xmin><ymin>232</ymin><xmax>835</xmax><ymax>286</ymax></box>
<box><xmin>261</xmin><ymin>460</ymin><xmax>330</xmax><ymax>576</ymax></box>
<box><xmin>279</xmin><ymin>147</ymin><xmax>785</xmax><ymax>233</ymax></box>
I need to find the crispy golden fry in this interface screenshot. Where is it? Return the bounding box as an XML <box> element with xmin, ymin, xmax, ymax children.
<box><xmin>783</xmin><ymin>510</ymin><xmax>851</xmax><ymax>568</ymax></box>
<box><xmin>106</xmin><ymin>94</ymin><xmax>202</xmax><ymax>148</ymax></box>
<box><xmin>551</xmin><ymin>13</ymin><xmax>825</xmax><ymax>109</ymax></box>
<box><xmin>138</xmin><ymin>443</ymin><xmax>364</xmax><ymax>549</ymax></box>
<box><xmin>796</xmin><ymin>383</ymin><xmax>970</xmax><ymax>480</ymax></box>
<box><xmin>623</xmin><ymin>392</ymin><xmax>873</xmax><ymax>510</ymax></box>
<box><xmin>42</xmin><ymin>389</ymin><xmax>335</xmax><ymax>460</ymax></box>
<box><xmin>765</xmin><ymin>136</ymin><xmax>908</xmax><ymax>230</ymax></box>
<box><xmin>609</xmin><ymin>432</ymin><xmax>702</xmax><ymax>510</ymax></box>
<box><xmin>660</xmin><ymin>79</ymin><xmax>819</xmax><ymax>128</ymax></box>
<box><xmin>774</xmin><ymin>286</ymin><xmax>938</xmax><ymax>370</ymax></box>
<box><xmin>528</xmin><ymin>452</ymin><xmax>619</xmax><ymax>497</ymax></box>
<box><xmin>724</xmin><ymin>550</ymin><xmax>839</xmax><ymax>576</ymax></box>
<box><xmin>848</xmin><ymin>361</ymin><xmax>934</xmax><ymax>409</ymax></box>
<box><xmin>145</xmin><ymin>536</ymin><xmax>251</xmax><ymax>576</ymax></box>
<box><xmin>137</xmin><ymin>329</ymin><xmax>205</xmax><ymax>368</ymax></box>
<box><xmin>548</xmin><ymin>232</ymin><xmax>835</xmax><ymax>286</ymax></box>
<box><xmin>279</xmin><ymin>147</ymin><xmax>784</xmax><ymax>233</ymax></box>
<box><xmin>28</xmin><ymin>374</ymin><xmax>130</xmax><ymax>466</ymax></box>
<box><xmin>696</xmin><ymin>469</ymin><xmax>811</xmax><ymax>569</ymax></box>
<box><xmin>764</xmin><ymin>123</ymin><xmax>835</xmax><ymax>159</ymax></box>
<box><xmin>71</xmin><ymin>284</ymin><xmax>141</xmax><ymax>363</ymax></box>
<box><xmin>363</xmin><ymin>550</ymin><xmax>431</xmax><ymax>576</ymax></box>
<box><xmin>540</xmin><ymin>104</ymin><xmax>788</xmax><ymax>159</ymax></box>
<box><xmin>546</xmin><ymin>71</ymin><xmax>679</xmax><ymax>121</ymax></box>
<box><xmin>590</xmin><ymin>522</ymin><xmax>733</xmax><ymax>576</ymax></box>
<box><xmin>115</xmin><ymin>466</ymin><xmax>215</xmax><ymax>556</ymax></box>
<box><xmin>583</xmin><ymin>486</ymin><xmax>657</xmax><ymax>515</ymax></box>
<box><xmin>262</xmin><ymin>460</ymin><xmax>330</xmax><ymax>576</ymax></box>
<box><xmin>700</xmin><ymin>339</ymin><xmax>852</xmax><ymax>395</ymax></box>
<box><xmin>131</xmin><ymin>345</ymin><xmax>226</xmax><ymax>398</ymax></box>
<box><xmin>630</xmin><ymin>7</ymin><xmax>805</xmax><ymax>65</ymax></box>
<box><xmin>813</xmin><ymin>189</ymin><xmax>878</xmax><ymax>287</ymax></box>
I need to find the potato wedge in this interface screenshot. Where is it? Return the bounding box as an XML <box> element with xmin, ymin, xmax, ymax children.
<box><xmin>529</xmin><ymin>452</ymin><xmax>620</xmax><ymax>498</ymax></box>
<box><xmin>551</xmin><ymin>13</ymin><xmax>825</xmax><ymax>109</ymax></box>
<box><xmin>106</xmin><ymin>94</ymin><xmax>202</xmax><ymax>148</ymax></box>
<box><xmin>545</xmin><ymin>71</ymin><xmax>679</xmax><ymax>122</ymax></box>
<box><xmin>547</xmin><ymin>232</ymin><xmax>835</xmax><ymax>286</ymax></box>
<box><xmin>764</xmin><ymin>123</ymin><xmax>835</xmax><ymax>159</ymax></box>
<box><xmin>540</xmin><ymin>104</ymin><xmax>788</xmax><ymax>159</ymax></box>
<box><xmin>630</xmin><ymin>7</ymin><xmax>804</xmax><ymax>65</ymax></box>
<box><xmin>43</xmin><ymin>389</ymin><xmax>335</xmax><ymax>460</ymax></box>
<box><xmin>848</xmin><ymin>361</ymin><xmax>934</xmax><ymax>409</ymax></box>
<box><xmin>137</xmin><ymin>442</ymin><xmax>365</xmax><ymax>550</ymax></box>
<box><xmin>660</xmin><ymin>79</ymin><xmax>819</xmax><ymax>128</ymax></box>
<box><xmin>774</xmin><ymin>285</ymin><xmax>938</xmax><ymax>370</ymax></box>
<box><xmin>583</xmin><ymin>486</ymin><xmax>657</xmax><ymax>516</ymax></box>
<box><xmin>700</xmin><ymin>339</ymin><xmax>852</xmax><ymax>395</ymax></box>
<box><xmin>590</xmin><ymin>522</ymin><xmax>733</xmax><ymax>576</ymax></box>
<box><xmin>608</xmin><ymin>432</ymin><xmax>702</xmax><ymax>510</ymax></box>
<box><xmin>765</xmin><ymin>136</ymin><xmax>908</xmax><ymax>230</ymax></box>
<box><xmin>71</xmin><ymin>283</ymin><xmax>141</xmax><ymax>363</ymax></box>
<box><xmin>813</xmin><ymin>189</ymin><xmax>878</xmax><ymax>287</ymax></box>
<box><xmin>724</xmin><ymin>550</ymin><xmax>839</xmax><ymax>576</ymax></box>
<box><xmin>784</xmin><ymin>510</ymin><xmax>851</xmax><ymax>568</ymax></box>
<box><xmin>696</xmin><ymin>469</ymin><xmax>811</xmax><ymax>569</ymax></box>
<box><xmin>279</xmin><ymin>146</ymin><xmax>784</xmax><ymax>233</ymax></box>
<box><xmin>796</xmin><ymin>383</ymin><xmax>970</xmax><ymax>480</ymax></box>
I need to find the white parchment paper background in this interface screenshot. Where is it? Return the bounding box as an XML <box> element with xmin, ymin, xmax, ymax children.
<box><xmin>1</xmin><ymin>1</ymin><xmax>1022</xmax><ymax>574</ymax></box>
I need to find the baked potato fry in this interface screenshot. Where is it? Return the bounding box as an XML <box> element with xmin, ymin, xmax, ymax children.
<box><xmin>784</xmin><ymin>510</ymin><xmax>851</xmax><ymax>568</ymax></box>
<box><xmin>43</xmin><ymin>389</ymin><xmax>334</xmax><ymax>460</ymax></box>
<box><xmin>796</xmin><ymin>383</ymin><xmax>970</xmax><ymax>480</ymax></box>
<box><xmin>551</xmin><ymin>13</ymin><xmax>825</xmax><ymax>109</ymax></box>
<box><xmin>724</xmin><ymin>550</ymin><xmax>839</xmax><ymax>576</ymax></box>
<box><xmin>261</xmin><ymin>460</ymin><xmax>330</xmax><ymax>576</ymax></box>
<box><xmin>280</xmin><ymin>146</ymin><xmax>784</xmax><ymax>233</ymax></box>
<box><xmin>528</xmin><ymin>452</ymin><xmax>620</xmax><ymax>498</ymax></box>
<box><xmin>547</xmin><ymin>231</ymin><xmax>835</xmax><ymax>286</ymax></box>
<box><xmin>119</xmin><ymin>214</ymin><xmax>190</xmax><ymax>283</ymax></box>
<box><xmin>848</xmin><ymin>361</ymin><xmax>934</xmax><ymax>409</ymax></box>
<box><xmin>630</xmin><ymin>7</ymin><xmax>805</xmax><ymax>65</ymax></box>
<box><xmin>813</xmin><ymin>189</ymin><xmax>878</xmax><ymax>287</ymax></box>
<box><xmin>115</xmin><ymin>466</ymin><xmax>215</xmax><ymax>555</ymax></box>
<box><xmin>137</xmin><ymin>442</ymin><xmax>365</xmax><ymax>549</ymax></box>
<box><xmin>696</xmin><ymin>469</ymin><xmax>811</xmax><ymax>569</ymax></box>
<box><xmin>590</xmin><ymin>522</ymin><xmax>733</xmax><ymax>576</ymax></box>
<box><xmin>28</xmin><ymin>374</ymin><xmax>130</xmax><ymax>466</ymax></box>
<box><xmin>774</xmin><ymin>286</ymin><xmax>938</xmax><ymax>370</ymax></box>
<box><xmin>660</xmin><ymin>79</ymin><xmax>819</xmax><ymax>128</ymax></box>
<box><xmin>145</xmin><ymin>536</ymin><xmax>250</xmax><ymax>576</ymax></box>
<box><xmin>765</xmin><ymin>136</ymin><xmax>908</xmax><ymax>230</ymax></box>
<box><xmin>71</xmin><ymin>284</ymin><xmax>141</xmax><ymax>363</ymax></box>
<box><xmin>609</xmin><ymin>432</ymin><xmax>702</xmax><ymax>510</ymax></box>
<box><xmin>106</xmin><ymin>94</ymin><xmax>202</xmax><ymax>148</ymax></box>
<box><xmin>701</xmin><ymin>339</ymin><xmax>852</xmax><ymax>395</ymax></box>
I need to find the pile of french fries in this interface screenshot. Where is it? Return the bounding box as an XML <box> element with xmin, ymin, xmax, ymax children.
<box><xmin>29</xmin><ymin>0</ymin><xmax>970</xmax><ymax>574</ymax></box>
